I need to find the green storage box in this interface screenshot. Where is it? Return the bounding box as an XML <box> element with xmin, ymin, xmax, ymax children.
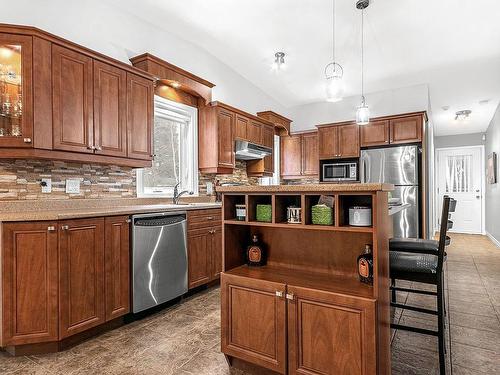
<box><xmin>256</xmin><ymin>204</ymin><xmax>272</xmax><ymax>222</ymax></box>
<box><xmin>311</xmin><ymin>204</ymin><xmax>333</xmax><ymax>225</ymax></box>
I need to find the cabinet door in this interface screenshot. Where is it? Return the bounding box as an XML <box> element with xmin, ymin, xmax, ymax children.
<box><xmin>390</xmin><ymin>115</ymin><xmax>423</xmax><ymax>144</ymax></box>
<box><xmin>262</xmin><ymin>125</ymin><xmax>275</xmax><ymax>174</ymax></box>
<box><xmin>210</xmin><ymin>227</ymin><xmax>222</xmax><ymax>280</ymax></box>
<box><xmin>1</xmin><ymin>222</ymin><xmax>58</xmax><ymax>346</ymax></box>
<box><xmin>235</xmin><ymin>114</ymin><xmax>248</xmax><ymax>140</ymax></box>
<box><xmin>0</xmin><ymin>33</ymin><xmax>33</xmax><ymax>148</ymax></box>
<box><xmin>187</xmin><ymin>228</ymin><xmax>212</xmax><ymax>289</ymax></box>
<box><xmin>127</xmin><ymin>73</ymin><xmax>153</xmax><ymax>160</ymax></box>
<box><xmin>94</xmin><ymin>60</ymin><xmax>127</xmax><ymax>157</ymax></box>
<box><xmin>338</xmin><ymin>124</ymin><xmax>360</xmax><ymax>158</ymax></box>
<box><xmin>104</xmin><ymin>216</ymin><xmax>130</xmax><ymax>321</ymax></box>
<box><xmin>52</xmin><ymin>45</ymin><xmax>94</xmax><ymax>153</ymax></box>
<box><xmin>301</xmin><ymin>132</ymin><xmax>319</xmax><ymax>176</ymax></box>
<box><xmin>360</xmin><ymin>120</ymin><xmax>389</xmax><ymax>147</ymax></box>
<box><xmin>318</xmin><ymin>126</ymin><xmax>338</xmax><ymax>159</ymax></box>
<box><xmin>247</xmin><ymin>120</ymin><xmax>262</xmax><ymax>144</ymax></box>
<box><xmin>217</xmin><ymin>109</ymin><xmax>235</xmax><ymax>169</ymax></box>
<box><xmin>287</xmin><ymin>286</ymin><xmax>377</xmax><ymax>375</ymax></box>
<box><xmin>59</xmin><ymin>218</ymin><xmax>105</xmax><ymax>339</ymax></box>
<box><xmin>281</xmin><ymin>135</ymin><xmax>302</xmax><ymax>178</ymax></box>
<box><xmin>221</xmin><ymin>273</ymin><xmax>287</xmax><ymax>374</ymax></box>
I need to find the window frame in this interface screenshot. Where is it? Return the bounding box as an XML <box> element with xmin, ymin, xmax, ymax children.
<box><xmin>136</xmin><ymin>96</ymin><xmax>198</xmax><ymax>198</ymax></box>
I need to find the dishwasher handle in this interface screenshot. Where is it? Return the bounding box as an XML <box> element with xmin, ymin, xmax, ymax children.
<box><xmin>134</xmin><ymin>215</ymin><xmax>186</xmax><ymax>227</ymax></box>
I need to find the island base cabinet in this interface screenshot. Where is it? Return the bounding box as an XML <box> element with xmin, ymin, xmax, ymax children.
<box><xmin>221</xmin><ymin>273</ymin><xmax>287</xmax><ymax>374</ymax></box>
<box><xmin>58</xmin><ymin>218</ymin><xmax>105</xmax><ymax>339</ymax></box>
<box><xmin>287</xmin><ymin>286</ymin><xmax>377</xmax><ymax>375</ymax></box>
<box><xmin>1</xmin><ymin>223</ymin><xmax>58</xmax><ymax>346</ymax></box>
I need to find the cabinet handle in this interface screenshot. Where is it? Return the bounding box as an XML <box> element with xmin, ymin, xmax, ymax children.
<box><xmin>95</xmin><ymin>145</ymin><xmax>102</xmax><ymax>151</ymax></box>
<box><xmin>208</xmin><ymin>229</ymin><xmax>216</xmax><ymax>234</ymax></box>
<box><xmin>126</xmin><ymin>219</ymin><xmax>132</xmax><ymax>223</ymax></box>
<box><xmin>47</xmin><ymin>226</ymin><xmax>56</xmax><ymax>232</ymax></box>
<box><xmin>87</xmin><ymin>145</ymin><xmax>96</xmax><ymax>150</ymax></box>
<box><xmin>23</xmin><ymin>138</ymin><xmax>32</xmax><ymax>143</ymax></box>
<box><xmin>61</xmin><ymin>225</ymin><xmax>69</xmax><ymax>231</ymax></box>
<box><xmin>275</xmin><ymin>291</ymin><xmax>284</xmax><ymax>298</ymax></box>
<box><xmin>207</xmin><ymin>216</ymin><xmax>214</xmax><ymax>220</ymax></box>
<box><xmin>286</xmin><ymin>293</ymin><xmax>295</xmax><ymax>301</ymax></box>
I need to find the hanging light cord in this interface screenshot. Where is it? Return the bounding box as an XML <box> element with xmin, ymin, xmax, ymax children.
<box><xmin>332</xmin><ymin>0</ymin><xmax>336</xmax><ymax>64</ymax></box>
<box><xmin>361</xmin><ymin>7</ymin><xmax>365</xmax><ymax>104</ymax></box>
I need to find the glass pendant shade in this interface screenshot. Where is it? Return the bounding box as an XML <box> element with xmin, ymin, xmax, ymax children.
<box><xmin>326</xmin><ymin>75</ymin><xmax>344</xmax><ymax>102</ymax></box>
<box><xmin>356</xmin><ymin>99</ymin><xmax>370</xmax><ymax>125</ymax></box>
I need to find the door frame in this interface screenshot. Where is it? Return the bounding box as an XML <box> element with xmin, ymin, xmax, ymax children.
<box><xmin>435</xmin><ymin>145</ymin><xmax>485</xmax><ymax>234</ymax></box>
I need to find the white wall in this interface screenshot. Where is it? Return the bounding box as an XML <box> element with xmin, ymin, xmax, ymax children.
<box><xmin>3</xmin><ymin>0</ymin><xmax>289</xmax><ymax>117</ymax></box>
<box><xmin>287</xmin><ymin>84</ymin><xmax>429</xmax><ymax>131</ymax></box>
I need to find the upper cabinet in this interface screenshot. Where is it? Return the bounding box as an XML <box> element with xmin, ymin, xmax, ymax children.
<box><xmin>318</xmin><ymin>124</ymin><xmax>359</xmax><ymax>159</ymax></box>
<box><xmin>360</xmin><ymin>114</ymin><xmax>424</xmax><ymax>147</ymax></box>
<box><xmin>360</xmin><ymin>120</ymin><xmax>389</xmax><ymax>147</ymax></box>
<box><xmin>247</xmin><ymin>120</ymin><xmax>262</xmax><ymax>144</ymax></box>
<box><xmin>0</xmin><ymin>33</ymin><xmax>33</xmax><ymax>148</ymax></box>
<box><xmin>389</xmin><ymin>115</ymin><xmax>423</xmax><ymax>144</ymax></box>
<box><xmin>281</xmin><ymin>131</ymin><xmax>318</xmax><ymax>179</ymax></box>
<box><xmin>0</xmin><ymin>25</ymin><xmax>155</xmax><ymax>167</ymax></box>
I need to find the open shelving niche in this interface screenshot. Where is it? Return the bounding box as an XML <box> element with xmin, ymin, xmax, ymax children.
<box><xmin>222</xmin><ymin>192</ymin><xmax>381</xmax><ymax>299</ymax></box>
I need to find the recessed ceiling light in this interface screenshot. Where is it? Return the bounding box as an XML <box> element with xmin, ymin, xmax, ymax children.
<box><xmin>442</xmin><ymin>106</ymin><xmax>450</xmax><ymax>111</ymax></box>
<box><xmin>272</xmin><ymin>52</ymin><xmax>286</xmax><ymax>71</ymax></box>
<box><xmin>479</xmin><ymin>99</ymin><xmax>490</xmax><ymax>106</ymax></box>
<box><xmin>455</xmin><ymin>110</ymin><xmax>471</xmax><ymax>121</ymax></box>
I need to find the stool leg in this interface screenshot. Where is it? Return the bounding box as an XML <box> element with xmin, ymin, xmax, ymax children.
<box><xmin>437</xmin><ymin>273</ymin><xmax>446</xmax><ymax>374</ymax></box>
<box><xmin>391</xmin><ymin>279</ymin><xmax>396</xmax><ymax>303</ymax></box>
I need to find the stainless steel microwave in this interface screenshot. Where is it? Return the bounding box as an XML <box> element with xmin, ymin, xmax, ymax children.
<box><xmin>322</xmin><ymin>162</ymin><xmax>358</xmax><ymax>182</ymax></box>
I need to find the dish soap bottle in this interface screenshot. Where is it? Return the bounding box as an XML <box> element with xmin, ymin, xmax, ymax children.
<box><xmin>247</xmin><ymin>234</ymin><xmax>266</xmax><ymax>266</ymax></box>
<box><xmin>357</xmin><ymin>244</ymin><xmax>373</xmax><ymax>284</ymax></box>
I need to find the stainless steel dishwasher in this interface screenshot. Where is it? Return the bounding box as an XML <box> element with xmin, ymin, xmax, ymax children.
<box><xmin>131</xmin><ymin>212</ymin><xmax>188</xmax><ymax>313</ymax></box>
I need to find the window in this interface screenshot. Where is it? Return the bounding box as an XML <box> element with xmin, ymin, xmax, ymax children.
<box><xmin>137</xmin><ymin>96</ymin><xmax>198</xmax><ymax>197</ymax></box>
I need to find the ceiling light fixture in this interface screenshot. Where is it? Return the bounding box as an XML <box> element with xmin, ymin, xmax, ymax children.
<box><xmin>455</xmin><ymin>110</ymin><xmax>471</xmax><ymax>121</ymax></box>
<box><xmin>325</xmin><ymin>0</ymin><xmax>344</xmax><ymax>102</ymax></box>
<box><xmin>356</xmin><ymin>0</ymin><xmax>370</xmax><ymax>125</ymax></box>
<box><xmin>272</xmin><ymin>52</ymin><xmax>286</xmax><ymax>71</ymax></box>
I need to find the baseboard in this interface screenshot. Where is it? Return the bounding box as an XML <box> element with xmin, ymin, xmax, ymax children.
<box><xmin>486</xmin><ymin>231</ymin><xmax>500</xmax><ymax>248</ymax></box>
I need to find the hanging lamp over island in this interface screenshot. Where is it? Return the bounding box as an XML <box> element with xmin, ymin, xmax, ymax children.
<box><xmin>356</xmin><ymin>0</ymin><xmax>370</xmax><ymax>125</ymax></box>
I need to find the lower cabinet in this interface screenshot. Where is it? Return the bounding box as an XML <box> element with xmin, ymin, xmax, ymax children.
<box><xmin>221</xmin><ymin>273</ymin><xmax>377</xmax><ymax>375</ymax></box>
<box><xmin>187</xmin><ymin>209</ymin><xmax>222</xmax><ymax>289</ymax></box>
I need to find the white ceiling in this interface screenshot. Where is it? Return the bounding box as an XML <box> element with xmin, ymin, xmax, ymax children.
<box><xmin>108</xmin><ymin>0</ymin><xmax>500</xmax><ymax>136</ymax></box>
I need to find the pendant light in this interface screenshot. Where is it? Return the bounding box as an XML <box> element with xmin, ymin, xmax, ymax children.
<box><xmin>356</xmin><ymin>0</ymin><xmax>370</xmax><ymax>125</ymax></box>
<box><xmin>325</xmin><ymin>0</ymin><xmax>344</xmax><ymax>102</ymax></box>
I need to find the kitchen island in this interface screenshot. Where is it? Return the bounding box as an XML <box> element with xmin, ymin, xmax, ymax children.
<box><xmin>217</xmin><ymin>183</ymin><xmax>393</xmax><ymax>375</ymax></box>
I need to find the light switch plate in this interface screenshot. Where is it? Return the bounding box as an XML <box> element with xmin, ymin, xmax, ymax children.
<box><xmin>41</xmin><ymin>178</ymin><xmax>52</xmax><ymax>193</ymax></box>
<box><xmin>206</xmin><ymin>182</ymin><xmax>213</xmax><ymax>195</ymax></box>
<box><xmin>65</xmin><ymin>179</ymin><xmax>81</xmax><ymax>194</ymax></box>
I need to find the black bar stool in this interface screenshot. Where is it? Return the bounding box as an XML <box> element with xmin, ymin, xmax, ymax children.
<box><xmin>389</xmin><ymin>196</ymin><xmax>456</xmax><ymax>375</ymax></box>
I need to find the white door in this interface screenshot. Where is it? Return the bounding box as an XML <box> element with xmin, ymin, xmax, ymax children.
<box><xmin>437</xmin><ymin>147</ymin><xmax>483</xmax><ymax>234</ymax></box>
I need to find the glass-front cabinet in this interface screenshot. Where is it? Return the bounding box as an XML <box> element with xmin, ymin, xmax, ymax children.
<box><xmin>0</xmin><ymin>33</ymin><xmax>32</xmax><ymax>147</ymax></box>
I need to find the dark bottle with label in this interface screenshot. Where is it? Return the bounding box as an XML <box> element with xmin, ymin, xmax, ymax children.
<box><xmin>246</xmin><ymin>234</ymin><xmax>266</xmax><ymax>267</ymax></box>
<box><xmin>357</xmin><ymin>244</ymin><xmax>373</xmax><ymax>284</ymax></box>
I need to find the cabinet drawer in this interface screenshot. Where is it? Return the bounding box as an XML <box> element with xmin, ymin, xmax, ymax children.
<box><xmin>187</xmin><ymin>209</ymin><xmax>222</xmax><ymax>229</ymax></box>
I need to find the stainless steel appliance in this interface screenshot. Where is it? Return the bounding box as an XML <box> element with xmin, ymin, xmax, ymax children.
<box><xmin>234</xmin><ymin>140</ymin><xmax>272</xmax><ymax>160</ymax></box>
<box><xmin>322</xmin><ymin>162</ymin><xmax>358</xmax><ymax>182</ymax></box>
<box><xmin>361</xmin><ymin>145</ymin><xmax>419</xmax><ymax>238</ymax></box>
<box><xmin>132</xmin><ymin>212</ymin><xmax>188</xmax><ymax>313</ymax></box>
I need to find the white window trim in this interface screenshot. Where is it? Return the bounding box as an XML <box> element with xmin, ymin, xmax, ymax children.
<box><xmin>136</xmin><ymin>96</ymin><xmax>198</xmax><ymax>198</ymax></box>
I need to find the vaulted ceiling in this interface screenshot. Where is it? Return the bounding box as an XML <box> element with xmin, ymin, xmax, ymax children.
<box><xmin>108</xmin><ymin>0</ymin><xmax>500</xmax><ymax>136</ymax></box>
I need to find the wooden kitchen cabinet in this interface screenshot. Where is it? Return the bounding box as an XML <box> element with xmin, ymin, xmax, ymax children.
<box><xmin>52</xmin><ymin>44</ymin><xmax>94</xmax><ymax>154</ymax></box>
<box><xmin>247</xmin><ymin>123</ymin><xmax>275</xmax><ymax>176</ymax></box>
<box><xmin>281</xmin><ymin>131</ymin><xmax>318</xmax><ymax>179</ymax></box>
<box><xmin>187</xmin><ymin>209</ymin><xmax>222</xmax><ymax>289</ymax></box>
<box><xmin>235</xmin><ymin>114</ymin><xmax>248</xmax><ymax>140</ymax></box>
<box><xmin>104</xmin><ymin>216</ymin><xmax>130</xmax><ymax>322</ymax></box>
<box><xmin>390</xmin><ymin>115</ymin><xmax>423</xmax><ymax>144</ymax></box>
<box><xmin>221</xmin><ymin>273</ymin><xmax>287</xmax><ymax>374</ymax></box>
<box><xmin>360</xmin><ymin>120</ymin><xmax>390</xmax><ymax>147</ymax></box>
<box><xmin>318</xmin><ymin>124</ymin><xmax>359</xmax><ymax>159</ymax></box>
<box><xmin>1</xmin><ymin>222</ymin><xmax>58</xmax><ymax>346</ymax></box>
<box><xmin>247</xmin><ymin>120</ymin><xmax>262</xmax><ymax>144</ymax></box>
<box><xmin>58</xmin><ymin>218</ymin><xmax>105</xmax><ymax>339</ymax></box>
<box><xmin>94</xmin><ymin>60</ymin><xmax>127</xmax><ymax>158</ymax></box>
<box><xmin>127</xmin><ymin>73</ymin><xmax>153</xmax><ymax>160</ymax></box>
<box><xmin>287</xmin><ymin>286</ymin><xmax>376</xmax><ymax>375</ymax></box>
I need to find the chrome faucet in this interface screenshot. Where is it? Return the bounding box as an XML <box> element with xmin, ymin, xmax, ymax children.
<box><xmin>173</xmin><ymin>182</ymin><xmax>193</xmax><ymax>204</ymax></box>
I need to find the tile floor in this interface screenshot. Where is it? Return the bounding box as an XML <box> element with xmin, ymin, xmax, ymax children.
<box><xmin>1</xmin><ymin>233</ymin><xmax>499</xmax><ymax>374</ymax></box>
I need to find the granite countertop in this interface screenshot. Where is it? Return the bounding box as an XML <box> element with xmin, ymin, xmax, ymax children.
<box><xmin>217</xmin><ymin>183</ymin><xmax>394</xmax><ymax>193</ymax></box>
<box><xmin>0</xmin><ymin>198</ymin><xmax>221</xmax><ymax>222</ymax></box>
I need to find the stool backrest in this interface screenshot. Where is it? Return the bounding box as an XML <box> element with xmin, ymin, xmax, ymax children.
<box><xmin>437</xmin><ymin>196</ymin><xmax>456</xmax><ymax>272</ymax></box>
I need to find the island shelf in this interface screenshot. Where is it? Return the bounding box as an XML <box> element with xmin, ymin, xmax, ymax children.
<box><xmin>219</xmin><ymin>184</ymin><xmax>393</xmax><ymax>375</ymax></box>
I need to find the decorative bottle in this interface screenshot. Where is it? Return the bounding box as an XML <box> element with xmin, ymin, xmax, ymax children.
<box><xmin>246</xmin><ymin>234</ymin><xmax>266</xmax><ymax>267</ymax></box>
<box><xmin>357</xmin><ymin>244</ymin><xmax>373</xmax><ymax>284</ymax></box>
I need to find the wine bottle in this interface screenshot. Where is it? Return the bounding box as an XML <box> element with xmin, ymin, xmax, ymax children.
<box><xmin>246</xmin><ymin>234</ymin><xmax>266</xmax><ymax>267</ymax></box>
<box><xmin>357</xmin><ymin>244</ymin><xmax>373</xmax><ymax>284</ymax></box>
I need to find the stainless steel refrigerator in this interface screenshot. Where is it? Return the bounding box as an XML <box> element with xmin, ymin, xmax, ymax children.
<box><xmin>361</xmin><ymin>145</ymin><xmax>419</xmax><ymax>238</ymax></box>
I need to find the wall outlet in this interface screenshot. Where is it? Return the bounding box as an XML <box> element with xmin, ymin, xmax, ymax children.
<box><xmin>206</xmin><ymin>182</ymin><xmax>213</xmax><ymax>195</ymax></box>
<box><xmin>41</xmin><ymin>178</ymin><xmax>52</xmax><ymax>193</ymax></box>
<box><xmin>65</xmin><ymin>179</ymin><xmax>81</xmax><ymax>194</ymax></box>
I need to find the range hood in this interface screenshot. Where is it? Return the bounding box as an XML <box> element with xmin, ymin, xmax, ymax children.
<box><xmin>234</xmin><ymin>140</ymin><xmax>272</xmax><ymax>160</ymax></box>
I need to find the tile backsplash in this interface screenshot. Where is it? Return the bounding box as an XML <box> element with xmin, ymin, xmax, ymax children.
<box><xmin>0</xmin><ymin>160</ymin><xmax>136</xmax><ymax>200</ymax></box>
